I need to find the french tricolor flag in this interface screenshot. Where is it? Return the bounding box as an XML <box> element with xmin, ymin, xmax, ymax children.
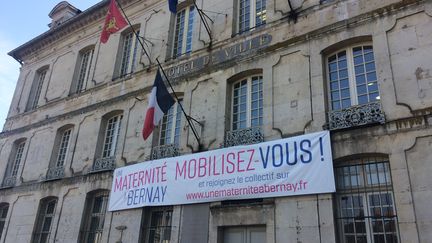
<box><xmin>142</xmin><ymin>69</ymin><xmax>175</xmax><ymax>140</ymax></box>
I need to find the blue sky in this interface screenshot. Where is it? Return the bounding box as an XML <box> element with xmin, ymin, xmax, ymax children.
<box><xmin>0</xmin><ymin>1</ymin><xmax>100</xmax><ymax>129</ymax></box>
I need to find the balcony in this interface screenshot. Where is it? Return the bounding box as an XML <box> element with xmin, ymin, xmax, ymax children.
<box><xmin>45</xmin><ymin>166</ymin><xmax>65</xmax><ymax>181</ymax></box>
<box><xmin>328</xmin><ymin>101</ymin><xmax>385</xmax><ymax>130</ymax></box>
<box><xmin>91</xmin><ymin>156</ymin><xmax>116</xmax><ymax>173</ymax></box>
<box><xmin>2</xmin><ymin>176</ymin><xmax>17</xmax><ymax>188</ymax></box>
<box><xmin>223</xmin><ymin>127</ymin><xmax>264</xmax><ymax>148</ymax></box>
<box><xmin>149</xmin><ymin>144</ymin><xmax>180</xmax><ymax>160</ymax></box>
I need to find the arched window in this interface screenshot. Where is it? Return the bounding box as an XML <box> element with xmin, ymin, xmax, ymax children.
<box><xmin>237</xmin><ymin>0</ymin><xmax>266</xmax><ymax>34</ymax></box>
<box><xmin>326</xmin><ymin>43</ymin><xmax>380</xmax><ymax>110</ymax></box>
<box><xmin>71</xmin><ymin>46</ymin><xmax>94</xmax><ymax>94</ymax></box>
<box><xmin>159</xmin><ymin>99</ymin><xmax>183</xmax><ymax>146</ymax></box>
<box><xmin>116</xmin><ymin>25</ymin><xmax>141</xmax><ymax>78</ymax></box>
<box><xmin>47</xmin><ymin>125</ymin><xmax>74</xmax><ymax>180</ymax></box>
<box><xmin>2</xmin><ymin>138</ymin><xmax>26</xmax><ymax>187</ymax></box>
<box><xmin>334</xmin><ymin>156</ymin><xmax>399</xmax><ymax>243</ymax></box>
<box><xmin>0</xmin><ymin>203</ymin><xmax>9</xmax><ymax>239</ymax></box>
<box><xmin>79</xmin><ymin>190</ymin><xmax>109</xmax><ymax>243</ymax></box>
<box><xmin>26</xmin><ymin>66</ymin><xmax>49</xmax><ymax>111</ymax></box>
<box><xmin>172</xmin><ymin>3</ymin><xmax>195</xmax><ymax>58</ymax></box>
<box><xmin>93</xmin><ymin>111</ymin><xmax>123</xmax><ymax>172</ymax></box>
<box><xmin>101</xmin><ymin>112</ymin><xmax>123</xmax><ymax>159</ymax></box>
<box><xmin>31</xmin><ymin>197</ymin><xmax>57</xmax><ymax>243</ymax></box>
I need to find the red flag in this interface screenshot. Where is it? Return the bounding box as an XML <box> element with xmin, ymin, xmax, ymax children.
<box><xmin>100</xmin><ymin>0</ymin><xmax>128</xmax><ymax>44</ymax></box>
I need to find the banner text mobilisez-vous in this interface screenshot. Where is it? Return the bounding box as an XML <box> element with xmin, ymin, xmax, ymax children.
<box><xmin>108</xmin><ymin>130</ymin><xmax>335</xmax><ymax>211</ymax></box>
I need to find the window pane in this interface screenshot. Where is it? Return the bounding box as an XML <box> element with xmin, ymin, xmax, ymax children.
<box><xmin>354</xmin><ymin>65</ymin><xmax>365</xmax><ymax>74</ymax></box>
<box><xmin>185</xmin><ymin>6</ymin><xmax>195</xmax><ymax>53</ymax></box>
<box><xmin>329</xmin><ymin>62</ymin><xmax>337</xmax><ymax>72</ymax></box>
<box><xmin>368</xmin><ymin>82</ymin><xmax>378</xmax><ymax>92</ymax></box>
<box><xmin>356</xmin><ymin>74</ymin><xmax>366</xmax><ymax>85</ymax></box>
<box><xmin>358</xmin><ymin>95</ymin><xmax>368</xmax><ymax>105</ymax></box>
<box><xmin>42</xmin><ymin>217</ymin><xmax>52</xmax><ymax>232</ymax></box>
<box><xmin>341</xmin><ymin>89</ymin><xmax>350</xmax><ymax>98</ymax></box>
<box><xmin>365</xmin><ymin>62</ymin><xmax>375</xmax><ymax>72</ymax></box>
<box><xmin>256</xmin><ymin>0</ymin><xmax>267</xmax><ymax>26</ymax></box>
<box><xmin>339</xmin><ymin>69</ymin><xmax>348</xmax><ymax>79</ymax></box>
<box><xmin>330</xmin><ymin>81</ymin><xmax>339</xmax><ymax>90</ymax></box>
<box><xmin>239</xmin><ymin>0</ymin><xmax>251</xmax><ymax>32</ymax></box>
<box><xmin>340</xmin><ymin>79</ymin><xmax>349</xmax><ymax>89</ymax></box>
<box><xmin>357</xmin><ymin>85</ymin><xmax>367</xmax><ymax>95</ymax></box>
<box><xmin>342</xmin><ymin>99</ymin><xmax>351</xmax><ymax>109</ymax></box>
<box><xmin>364</xmin><ymin>52</ymin><xmax>374</xmax><ymax>62</ymax></box>
<box><xmin>329</xmin><ymin>72</ymin><xmax>338</xmax><ymax>81</ymax></box>
<box><xmin>354</xmin><ymin>55</ymin><xmax>364</xmax><ymax>65</ymax></box>
<box><xmin>366</xmin><ymin>72</ymin><xmax>377</xmax><ymax>82</ymax></box>
<box><xmin>174</xmin><ymin>10</ymin><xmax>186</xmax><ymax>57</ymax></box>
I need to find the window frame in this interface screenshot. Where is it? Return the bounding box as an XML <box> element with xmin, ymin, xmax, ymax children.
<box><xmin>335</xmin><ymin>157</ymin><xmax>400</xmax><ymax>243</ymax></box>
<box><xmin>31</xmin><ymin>197</ymin><xmax>57</xmax><ymax>243</ymax></box>
<box><xmin>80</xmin><ymin>190</ymin><xmax>110</xmax><ymax>243</ymax></box>
<box><xmin>141</xmin><ymin>207</ymin><xmax>173</xmax><ymax>243</ymax></box>
<box><xmin>172</xmin><ymin>5</ymin><xmax>196</xmax><ymax>58</ymax></box>
<box><xmin>51</xmin><ymin>126</ymin><xmax>73</xmax><ymax>168</ymax></box>
<box><xmin>117</xmin><ymin>27</ymin><xmax>141</xmax><ymax>78</ymax></box>
<box><xmin>231</xmin><ymin>75</ymin><xmax>263</xmax><ymax>131</ymax></box>
<box><xmin>72</xmin><ymin>46</ymin><xmax>94</xmax><ymax>94</ymax></box>
<box><xmin>0</xmin><ymin>203</ymin><xmax>9</xmax><ymax>240</ymax></box>
<box><xmin>101</xmin><ymin>114</ymin><xmax>123</xmax><ymax>159</ymax></box>
<box><xmin>326</xmin><ymin>43</ymin><xmax>380</xmax><ymax>111</ymax></box>
<box><xmin>26</xmin><ymin>67</ymin><xmax>48</xmax><ymax>111</ymax></box>
<box><xmin>3</xmin><ymin>139</ymin><xmax>26</xmax><ymax>184</ymax></box>
<box><xmin>237</xmin><ymin>0</ymin><xmax>267</xmax><ymax>34</ymax></box>
<box><xmin>159</xmin><ymin>100</ymin><xmax>182</xmax><ymax>146</ymax></box>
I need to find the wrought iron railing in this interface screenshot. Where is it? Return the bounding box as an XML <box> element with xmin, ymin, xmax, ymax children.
<box><xmin>2</xmin><ymin>176</ymin><xmax>17</xmax><ymax>188</ymax></box>
<box><xmin>149</xmin><ymin>144</ymin><xmax>180</xmax><ymax>160</ymax></box>
<box><xmin>91</xmin><ymin>156</ymin><xmax>116</xmax><ymax>172</ymax></box>
<box><xmin>223</xmin><ymin>127</ymin><xmax>264</xmax><ymax>147</ymax></box>
<box><xmin>328</xmin><ymin>101</ymin><xmax>385</xmax><ymax>130</ymax></box>
<box><xmin>45</xmin><ymin>166</ymin><xmax>65</xmax><ymax>181</ymax></box>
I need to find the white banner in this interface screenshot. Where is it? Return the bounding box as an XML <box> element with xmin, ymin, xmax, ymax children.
<box><xmin>109</xmin><ymin>131</ymin><xmax>335</xmax><ymax>211</ymax></box>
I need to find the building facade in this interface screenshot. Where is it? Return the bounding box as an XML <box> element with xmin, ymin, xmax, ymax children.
<box><xmin>1</xmin><ymin>0</ymin><xmax>432</xmax><ymax>242</ymax></box>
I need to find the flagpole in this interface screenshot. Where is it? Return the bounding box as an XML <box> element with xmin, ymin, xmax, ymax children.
<box><xmin>115</xmin><ymin>0</ymin><xmax>202</xmax><ymax>147</ymax></box>
<box><xmin>192</xmin><ymin>0</ymin><xmax>213</xmax><ymax>47</ymax></box>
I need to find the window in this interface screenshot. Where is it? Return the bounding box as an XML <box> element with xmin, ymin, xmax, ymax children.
<box><xmin>101</xmin><ymin>114</ymin><xmax>122</xmax><ymax>159</ymax></box>
<box><xmin>223</xmin><ymin>225</ymin><xmax>266</xmax><ymax>243</ymax></box>
<box><xmin>141</xmin><ymin>207</ymin><xmax>173</xmax><ymax>243</ymax></box>
<box><xmin>159</xmin><ymin>101</ymin><xmax>182</xmax><ymax>146</ymax></box>
<box><xmin>72</xmin><ymin>47</ymin><xmax>94</xmax><ymax>94</ymax></box>
<box><xmin>238</xmin><ymin>0</ymin><xmax>267</xmax><ymax>33</ymax></box>
<box><xmin>54</xmin><ymin>127</ymin><xmax>72</xmax><ymax>167</ymax></box>
<box><xmin>173</xmin><ymin>6</ymin><xmax>195</xmax><ymax>58</ymax></box>
<box><xmin>47</xmin><ymin>126</ymin><xmax>72</xmax><ymax>180</ymax></box>
<box><xmin>335</xmin><ymin>157</ymin><xmax>399</xmax><ymax>243</ymax></box>
<box><xmin>0</xmin><ymin>203</ymin><xmax>9</xmax><ymax>239</ymax></box>
<box><xmin>3</xmin><ymin>139</ymin><xmax>26</xmax><ymax>186</ymax></box>
<box><xmin>232</xmin><ymin>76</ymin><xmax>263</xmax><ymax>131</ymax></box>
<box><xmin>327</xmin><ymin>44</ymin><xmax>380</xmax><ymax>111</ymax></box>
<box><xmin>31</xmin><ymin>197</ymin><xmax>57</xmax><ymax>243</ymax></box>
<box><xmin>26</xmin><ymin>67</ymin><xmax>48</xmax><ymax>111</ymax></box>
<box><xmin>80</xmin><ymin>190</ymin><xmax>109</xmax><ymax>243</ymax></box>
<box><xmin>118</xmin><ymin>28</ymin><xmax>140</xmax><ymax>78</ymax></box>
